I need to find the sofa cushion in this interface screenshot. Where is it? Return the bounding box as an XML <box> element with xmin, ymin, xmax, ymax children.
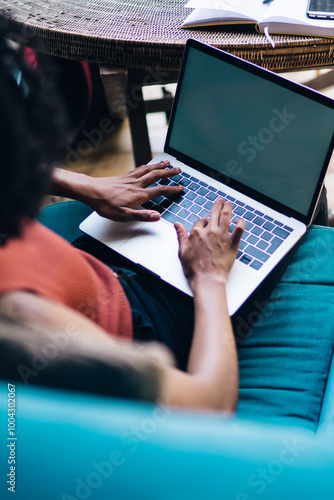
<box><xmin>236</xmin><ymin>226</ymin><xmax>334</xmax><ymax>431</ymax></box>
<box><xmin>40</xmin><ymin>203</ymin><xmax>334</xmax><ymax>431</ymax></box>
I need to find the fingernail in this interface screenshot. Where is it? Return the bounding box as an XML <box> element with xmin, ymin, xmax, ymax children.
<box><xmin>150</xmin><ymin>212</ymin><xmax>160</xmax><ymax>220</ymax></box>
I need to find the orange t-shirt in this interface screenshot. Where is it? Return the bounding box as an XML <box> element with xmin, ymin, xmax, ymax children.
<box><xmin>0</xmin><ymin>220</ymin><xmax>132</xmax><ymax>341</ymax></box>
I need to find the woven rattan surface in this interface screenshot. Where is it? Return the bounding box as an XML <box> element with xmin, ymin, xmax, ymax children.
<box><xmin>1</xmin><ymin>0</ymin><xmax>334</xmax><ymax>71</ymax></box>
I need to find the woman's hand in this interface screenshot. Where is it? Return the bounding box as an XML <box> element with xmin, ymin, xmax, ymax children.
<box><xmin>87</xmin><ymin>160</ymin><xmax>184</xmax><ymax>222</ymax></box>
<box><xmin>175</xmin><ymin>198</ymin><xmax>245</xmax><ymax>291</ymax></box>
<box><xmin>51</xmin><ymin>161</ymin><xmax>184</xmax><ymax>223</ymax></box>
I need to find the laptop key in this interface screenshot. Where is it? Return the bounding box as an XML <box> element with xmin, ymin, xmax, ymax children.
<box><xmin>273</xmin><ymin>227</ymin><xmax>290</xmax><ymax>239</ymax></box>
<box><xmin>272</xmin><ymin>236</ymin><xmax>284</xmax><ymax>246</ymax></box>
<box><xmin>169</xmin><ymin>204</ymin><xmax>181</xmax><ymax>214</ymax></box>
<box><xmin>162</xmin><ymin>211</ymin><xmax>192</xmax><ymax>232</ymax></box>
<box><xmin>283</xmin><ymin>225</ymin><xmax>293</xmax><ymax>232</ymax></box>
<box><xmin>194</xmin><ymin>196</ymin><xmax>206</xmax><ymax>205</ymax></box>
<box><xmin>251</xmin><ymin>226</ymin><xmax>263</xmax><ymax>236</ymax></box>
<box><xmin>266</xmin><ymin>237</ymin><xmax>284</xmax><ymax>254</ymax></box>
<box><xmin>160</xmin><ymin>198</ymin><xmax>173</xmax><ymax>209</ymax></box>
<box><xmin>179</xmin><ymin>198</ymin><xmax>192</xmax><ymax>209</ymax></box>
<box><xmin>204</xmin><ymin>201</ymin><xmax>213</xmax><ymax>210</ymax></box>
<box><xmin>263</xmin><ymin>221</ymin><xmax>275</xmax><ymax>231</ymax></box>
<box><xmin>234</xmin><ymin>206</ymin><xmax>246</xmax><ymax>216</ymax></box>
<box><xmin>190</xmin><ymin>204</ymin><xmax>202</xmax><ymax>214</ymax></box>
<box><xmin>244</xmin><ymin>211</ymin><xmax>255</xmax><ymax>221</ymax></box>
<box><xmin>274</xmin><ymin>220</ymin><xmax>283</xmax><ymax>227</ymax></box>
<box><xmin>197</xmin><ymin>187</ymin><xmax>209</xmax><ymax>196</ymax></box>
<box><xmin>185</xmin><ymin>191</ymin><xmax>197</xmax><ymax>201</ymax></box>
<box><xmin>151</xmin><ymin>196</ymin><xmax>164</xmax><ymax>204</ymax></box>
<box><xmin>187</xmin><ymin>213</ymin><xmax>200</xmax><ymax>224</ymax></box>
<box><xmin>199</xmin><ymin>208</ymin><xmax>210</xmax><ymax>218</ymax></box>
<box><xmin>245</xmin><ymin>221</ymin><xmax>254</xmax><ymax>231</ymax></box>
<box><xmin>240</xmin><ymin>254</ymin><xmax>252</xmax><ymax>265</ymax></box>
<box><xmin>152</xmin><ymin>204</ymin><xmax>165</xmax><ymax>214</ymax></box>
<box><xmin>189</xmin><ymin>182</ymin><xmax>200</xmax><ymax>191</ymax></box>
<box><xmin>244</xmin><ymin>245</ymin><xmax>270</xmax><ymax>262</ymax></box>
<box><xmin>159</xmin><ymin>178</ymin><xmax>171</xmax><ymax>186</ymax></box>
<box><xmin>178</xmin><ymin>208</ymin><xmax>191</xmax><ymax>219</ymax></box>
<box><xmin>253</xmin><ymin>216</ymin><xmax>265</xmax><ymax>226</ymax></box>
<box><xmin>261</xmin><ymin>231</ymin><xmax>273</xmax><ymax>242</ymax></box>
<box><xmin>250</xmin><ymin>260</ymin><xmax>263</xmax><ymax>270</ymax></box>
<box><xmin>206</xmin><ymin>191</ymin><xmax>219</xmax><ymax>201</ymax></box>
<box><xmin>257</xmin><ymin>240</ymin><xmax>269</xmax><ymax>250</ymax></box>
<box><xmin>247</xmin><ymin>234</ymin><xmax>259</xmax><ymax>245</ymax></box>
<box><xmin>142</xmin><ymin>201</ymin><xmax>154</xmax><ymax>209</ymax></box>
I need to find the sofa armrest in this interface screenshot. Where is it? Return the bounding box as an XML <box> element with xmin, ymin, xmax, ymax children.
<box><xmin>317</xmin><ymin>351</ymin><xmax>334</xmax><ymax>436</ymax></box>
<box><xmin>1</xmin><ymin>382</ymin><xmax>334</xmax><ymax>500</ymax></box>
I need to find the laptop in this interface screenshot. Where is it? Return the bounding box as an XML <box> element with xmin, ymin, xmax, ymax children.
<box><xmin>80</xmin><ymin>39</ymin><xmax>334</xmax><ymax>316</ymax></box>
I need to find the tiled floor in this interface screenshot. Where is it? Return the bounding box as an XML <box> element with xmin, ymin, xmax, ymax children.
<box><xmin>51</xmin><ymin>73</ymin><xmax>334</xmax><ymax>216</ymax></box>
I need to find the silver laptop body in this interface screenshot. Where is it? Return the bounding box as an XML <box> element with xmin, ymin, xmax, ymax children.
<box><xmin>80</xmin><ymin>40</ymin><xmax>334</xmax><ymax>315</ymax></box>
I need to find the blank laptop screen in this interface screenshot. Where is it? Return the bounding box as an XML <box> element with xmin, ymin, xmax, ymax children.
<box><xmin>168</xmin><ymin>46</ymin><xmax>334</xmax><ymax>216</ymax></box>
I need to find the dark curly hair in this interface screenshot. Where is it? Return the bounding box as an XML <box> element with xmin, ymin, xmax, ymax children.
<box><xmin>0</xmin><ymin>31</ymin><xmax>67</xmax><ymax>240</ymax></box>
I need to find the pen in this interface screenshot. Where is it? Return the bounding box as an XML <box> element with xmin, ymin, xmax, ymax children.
<box><xmin>263</xmin><ymin>0</ymin><xmax>274</xmax><ymax>4</ymax></box>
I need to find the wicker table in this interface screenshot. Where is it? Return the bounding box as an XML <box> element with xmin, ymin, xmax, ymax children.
<box><xmin>2</xmin><ymin>0</ymin><xmax>334</xmax><ymax>164</ymax></box>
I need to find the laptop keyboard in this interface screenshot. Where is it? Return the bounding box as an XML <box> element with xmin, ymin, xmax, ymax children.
<box><xmin>142</xmin><ymin>168</ymin><xmax>293</xmax><ymax>270</ymax></box>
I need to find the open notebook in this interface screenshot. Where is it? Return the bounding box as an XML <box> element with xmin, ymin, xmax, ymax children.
<box><xmin>183</xmin><ymin>0</ymin><xmax>334</xmax><ymax>42</ymax></box>
<box><xmin>80</xmin><ymin>40</ymin><xmax>334</xmax><ymax>316</ymax></box>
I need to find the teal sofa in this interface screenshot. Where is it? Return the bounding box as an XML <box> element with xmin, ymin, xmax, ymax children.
<box><xmin>1</xmin><ymin>201</ymin><xmax>334</xmax><ymax>499</ymax></box>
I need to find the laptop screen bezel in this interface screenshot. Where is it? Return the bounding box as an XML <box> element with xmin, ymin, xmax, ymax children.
<box><xmin>164</xmin><ymin>39</ymin><xmax>334</xmax><ymax>226</ymax></box>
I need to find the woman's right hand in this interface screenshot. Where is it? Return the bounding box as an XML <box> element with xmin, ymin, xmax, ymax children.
<box><xmin>174</xmin><ymin>198</ymin><xmax>245</xmax><ymax>291</ymax></box>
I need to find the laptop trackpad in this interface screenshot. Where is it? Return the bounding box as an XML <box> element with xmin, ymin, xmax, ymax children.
<box><xmin>79</xmin><ymin>212</ymin><xmax>192</xmax><ymax>295</ymax></box>
<box><xmin>119</xmin><ymin>218</ymin><xmax>192</xmax><ymax>294</ymax></box>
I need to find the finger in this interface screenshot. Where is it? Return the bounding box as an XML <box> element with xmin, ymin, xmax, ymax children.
<box><xmin>146</xmin><ymin>183</ymin><xmax>184</xmax><ymax>199</ymax></box>
<box><xmin>174</xmin><ymin>222</ymin><xmax>189</xmax><ymax>255</ymax></box>
<box><xmin>134</xmin><ymin>160</ymin><xmax>172</xmax><ymax>179</ymax></box>
<box><xmin>141</xmin><ymin>165</ymin><xmax>182</xmax><ymax>187</ymax></box>
<box><xmin>191</xmin><ymin>216</ymin><xmax>208</xmax><ymax>232</ymax></box>
<box><xmin>208</xmin><ymin>197</ymin><xmax>225</xmax><ymax>228</ymax></box>
<box><xmin>220</xmin><ymin>201</ymin><xmax>233</xmax><ymax>230</ymax></box>
<box><xmin>230</xmin><ymin>219</ymin><xmax>245</xmax><ymax>249</ymax></box>
<box><xmin>119</xmin><ymin>208</ymin><xmax>162</xmax><ymax>222</ymax></box>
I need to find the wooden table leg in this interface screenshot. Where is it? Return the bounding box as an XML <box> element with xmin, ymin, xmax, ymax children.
<box><xmin>127</xmin><ymin>85</ymin><xmax>152</xmax><ymax>167</ymax></box>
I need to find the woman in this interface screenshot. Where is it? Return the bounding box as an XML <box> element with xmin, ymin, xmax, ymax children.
<box><xmin>0</xmin><ymin>32</ymin><xmax>245</xmax><ymax>411</ymax></box>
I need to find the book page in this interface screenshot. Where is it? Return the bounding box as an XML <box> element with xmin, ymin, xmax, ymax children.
<box><xmin>262</xmin><ymin>0</ymin><xmax>334</xmax><ymax>28</ymax></box>
<box><xmin>185</xmin><ymin>0</ymin><xmax>267</xmax><ymax>21</ymax></box>
<box><xmin>182</xmin><ymin>8</ymin><xmax>259</xmax><ymax>26</ymax></box>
